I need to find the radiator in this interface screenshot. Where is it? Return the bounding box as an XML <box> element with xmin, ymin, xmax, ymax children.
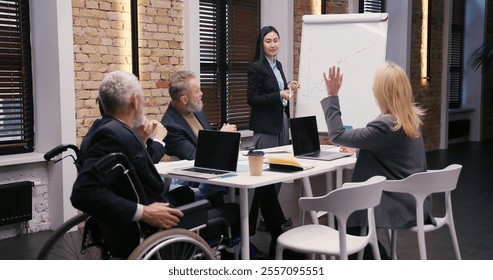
<box><xmin>449</xmin><ymin>119</ymin><xmax>470</xmax><ymax>139</ymax></box>
<box><xmin>0</xmin><ymin>181</ymin><xmax>33</xmax><ymax>226</ymax></box>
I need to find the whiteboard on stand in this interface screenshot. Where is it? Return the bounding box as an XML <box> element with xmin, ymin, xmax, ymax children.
<box><xmin>295</xmin><ymin>13</ymin><xmax>388</xmax><ymax>132</ymax></box>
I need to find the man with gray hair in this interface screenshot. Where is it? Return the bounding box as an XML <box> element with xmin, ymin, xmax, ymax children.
<box><xmin>71</xmin><ymin>70</ymin><xmax>195</xmax><ymax>258</ymax></box>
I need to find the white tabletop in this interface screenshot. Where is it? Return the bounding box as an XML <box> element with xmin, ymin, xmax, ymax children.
<box><xmin>155</xmin><ymin>145</ymin><xmax>356</xmax><ymax>188</ymax></box>
<box><xmin>155</xmin><ymin>145</ymin><xmax>356</xmax><ymax>260</ymax></box>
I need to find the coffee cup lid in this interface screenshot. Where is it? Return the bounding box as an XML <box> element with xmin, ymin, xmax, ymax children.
<box><xmin>247</xmin><ymin>150</ymin><xmax>264</xmax><ymax>156</ymax></box>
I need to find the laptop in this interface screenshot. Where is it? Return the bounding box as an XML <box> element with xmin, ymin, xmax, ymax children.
<box><xmin>168</xmin><ymin>130</ymin><xmax>241</xmax><ymax>179</ymax></box>
<box><xmin>290</xmin><ymin>115</ymin><xmax>352</xmax><ymax>161</ymax></box>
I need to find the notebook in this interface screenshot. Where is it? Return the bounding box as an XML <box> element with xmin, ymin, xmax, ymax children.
<box><xmin>290</xmin><ymin>115</ymin><xmax>352</xmax><ymax>161</ymax></box>
<box><xmin>168</xmin><ymin>130</ymin><xmax>241</xmax><ymax>179</ymax></box>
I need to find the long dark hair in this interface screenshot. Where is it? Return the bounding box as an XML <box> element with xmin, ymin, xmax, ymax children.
<box><xmin>252</xmin><ymin>26</ymin><xmax>280</xmax><ymax>63</ymax></box>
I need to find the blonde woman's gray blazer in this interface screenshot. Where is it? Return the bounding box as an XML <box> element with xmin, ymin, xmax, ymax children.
<box><xmin>321</xmin><ymin>96</ymin><xmax>435</xmax><ymax>229</ymax></box>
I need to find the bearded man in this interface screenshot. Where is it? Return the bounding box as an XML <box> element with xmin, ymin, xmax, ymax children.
<box><xmin>160</xmin><ymin>71</ymin><xmax>236</xmax><ymax>203</ymax></box>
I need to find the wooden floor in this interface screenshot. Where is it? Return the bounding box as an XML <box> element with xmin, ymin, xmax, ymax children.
<box><xmin>1</xmin><ymin>139</ymin><xmax>493</xmax><ymax>260</ymax></box>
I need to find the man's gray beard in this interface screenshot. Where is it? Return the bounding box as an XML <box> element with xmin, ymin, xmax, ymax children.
<box><xmin>187</xmin><ymin>100</ymin><xmax>203</xmax><ymax>113</ymax></box>
<box><xmin>133</xmin><ymin>110</ymin><xmax>145</xmax><ymax>128</ymax></box>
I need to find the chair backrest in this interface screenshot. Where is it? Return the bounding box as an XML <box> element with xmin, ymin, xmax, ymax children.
<box><xmin>299</xmin><ymin>175</ymin><xmax>386</xmax><ymax>223</ymax></box>
<box><xmin>382</xmin><ymin>164</ymin><xmax>462</xmax><ymax>202</ymax></box>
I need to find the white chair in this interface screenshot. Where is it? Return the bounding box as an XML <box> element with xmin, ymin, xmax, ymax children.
<box><xmin>384</xmin><ymin>164</ymin><xmax>462</xmax><ymax>260</ymax></box>
<box><xmin>276</xmin><ymin>176</ymin><xmax>386</xmax><ymax>260</ymax></box>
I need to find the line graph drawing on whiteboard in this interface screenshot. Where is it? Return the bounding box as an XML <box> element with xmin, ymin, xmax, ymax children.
<box><xmin>335</xmin><ymin>43</ymin><xmax>377</xmax><ymax>66</ymax></box>
<box><xmin>299</xmin><ymin>38</ymin><xmax>380</xmax><ymax>101</ymax></box>
<box><xmin>295</xmin><ymin>13</ymin><xmax>388</xmax><ymax>132</ymax></box>
<box><xmin>301</xmin><ymin>85</ymin><xmax>325</xmax><ymax>101</ymax></box>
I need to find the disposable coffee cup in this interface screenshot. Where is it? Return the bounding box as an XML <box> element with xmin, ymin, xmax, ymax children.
<box><xmin>247</xmin><ymin>150</ymin><xmax>264</xmax><ymax>176</ymax></box>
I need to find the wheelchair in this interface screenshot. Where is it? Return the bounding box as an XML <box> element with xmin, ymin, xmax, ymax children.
<box><xmin>37</xmin><ymin>144</ymin><xmax>239</xmax><ymax>260</ymax></box>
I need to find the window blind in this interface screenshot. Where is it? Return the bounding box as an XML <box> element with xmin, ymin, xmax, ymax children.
<box><xmin>199</xmin><ymin>0</ymin><xmax>259</xmax><ymax>130</ymax></box>
<box><xmin>449</xmin><ymin>0</ymin><xmax>465</xmax><ymax>109</ymax></box>
<box><xmin>359</xmin><ymin>0</ymin><xmax>385</xmax><ymax>13</ymax></box>
<box><xmin>0</xmin><ymin>0</ymin><xmax>33</xmax><ymax>155</ymax></box>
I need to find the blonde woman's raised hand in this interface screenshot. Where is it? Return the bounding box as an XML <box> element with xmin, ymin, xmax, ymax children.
<box><xmin>323</xmin><ymin>66</ymin><xmax>343</xmax><ymax>96</ymax></box>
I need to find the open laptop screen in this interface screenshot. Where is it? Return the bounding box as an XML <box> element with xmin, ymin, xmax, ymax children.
<box><xmin>194</xmin><ymin>130</ymin><xmax>240</xmax><ymax>172</ymax></box>
<box><xmin>290</xmin><ymin>115</ymin><xmax>321</xmax><ymax>156</ymax></box>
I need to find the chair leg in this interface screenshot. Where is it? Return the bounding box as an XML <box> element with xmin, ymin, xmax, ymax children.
<box><xmin>416</xmin><ymin>207</ymin><xmax>427</xmax><ymax>260</ymax></box>
<box><xmin>417</xmin><ymin>229</ymin><xmax>427</xmax><ymax>259</ymax></box>
<box><xmin>448</xmin><ymin>224</ymin><xmax>461</xmax><ymax>260</ymax></box>
<box><xmin>299</xmin><ymin>185</ymin><xmax>305</xmax><ymax>226</ymax></box>
<box><xmin>326</xmin><ymin>172</ymin><xmax>336</xmax><ymax>228</ymax></box>
<box><xmin>357</xmin><ymin>226</ymin><xmax>366</xmax><ymax>260</ymax></box>
<box><xmin>275</xmin><ymin>243</ymin><xmax>284</xmax><ymax>260</ymax></box>
<box><xmin>446</xmin><ymin>213</ymin><xmax>461</xmax><ymax>260</ymax></box>
<box><xmin>370</xmin><ymin>240</ymin><xmax>381</xmax><ymax>260</ymax></box>
<box><xmin>445</xmin><ymin>193</ymin><xmax>461</xmax><ymax>260</ymax></box>
<box><xmin>301</xmin><ymin>177</ymin><xmax>319</xmax><ymax>225</ymax></box>
<box><xmin>369</xmin><ymin>227</ymin><xmax>381</xmax><ymax>260</ymax></box>
<box><xmin>387</xmin><ymin>229</ymin><xmax>398</xmax><ymax>260</ymax></box>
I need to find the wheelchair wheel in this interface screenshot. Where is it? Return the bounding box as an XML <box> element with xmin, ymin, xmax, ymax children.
<box><xmin>127</xmin><ymin>228</ymin><xmax>215</xmax><ymax>260</ymax></box>
<box><xmin>36</xmin><ymin>213</ymin><xmax>107</xmax><ymax>260</ymax></box>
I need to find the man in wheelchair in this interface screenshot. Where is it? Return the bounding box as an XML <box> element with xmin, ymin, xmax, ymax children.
<box><xmin>71</xmin><ymin>70</ymin><xmax>239</xmax><ymax>259</ymax></box>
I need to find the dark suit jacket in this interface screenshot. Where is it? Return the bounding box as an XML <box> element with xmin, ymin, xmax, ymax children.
<box><xmin>72</xmin><ymin>115</ymin><xmax>167</xmax><ymax>226</ymax></box>
<box><xmin>247</xmin><ymin>57</ymin><xmax>290</xmax><ymax>134</ymax></box>
<box><xmin>82</xmin><ymin>116</ymin><xmax>166</xmax><ymax>164</ymax></box>
<box><xmin>146</xmin><ymin>138</ymin><xmax>166</xmax><ymax>163</ymax></box>
<box><xmin>161</xmin><ymin>104</ymin><xmax>212</xmax><ymax>160</ymax></box>
<box><xmin>72</xmin><ymin>115</ymin><xmax>171</xmax><ymax>256</ymax></box>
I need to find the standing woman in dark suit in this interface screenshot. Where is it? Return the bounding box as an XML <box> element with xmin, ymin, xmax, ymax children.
<box><xmin>247</xmin><ymin>25</ymin><xmax>300</xmax><ymax>149</ymax></box>
<box><xmin>246</xmin><ymin>26</ymin><xmax>304</xmax><ymax>258</ymax></box>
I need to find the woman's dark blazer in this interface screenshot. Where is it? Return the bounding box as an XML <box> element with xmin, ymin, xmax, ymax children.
<box><xmin>247</xmin><ymin>57</ymin><xmax>290</xmax><ymax>134</ymax></box>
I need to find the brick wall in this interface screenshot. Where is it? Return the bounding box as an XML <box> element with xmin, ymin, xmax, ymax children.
<box><xmin>293</xmin><ymin>0</ymin><xmax>320</xmax><ymax>82</ymax></box>
<box><xmin>410</xmin><ymin>0</ymin><xmax>444</xmax><ymax>151</ymax></box>
<box><xmin>72</xmin><ymin>0</ymin><xmax>183</xmax><ymax>146</ymax></box>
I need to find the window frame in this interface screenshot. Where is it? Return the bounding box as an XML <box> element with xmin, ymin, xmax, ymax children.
<box><xmin>0</xmin><ymin>0</ymin><xmax>34</xmax><ymax>155</ymax></box>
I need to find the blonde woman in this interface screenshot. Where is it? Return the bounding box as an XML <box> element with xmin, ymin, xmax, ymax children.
<box><xmin>321</xmin><ymin>63</ymin><xmax>436</xmax><ymax>251</ymax></box>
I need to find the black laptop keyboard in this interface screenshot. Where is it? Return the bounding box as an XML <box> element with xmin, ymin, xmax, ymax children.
<box><xmin>185</xmin><ymin>167</ymin><xmax>229</xmax><ymax>175</ymax></box>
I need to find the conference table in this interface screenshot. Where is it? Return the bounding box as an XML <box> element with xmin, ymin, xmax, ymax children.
<box><xmin>155</xmin><ymin>145</ymin><xmax>356</xmax><ymax>260</ymax></box>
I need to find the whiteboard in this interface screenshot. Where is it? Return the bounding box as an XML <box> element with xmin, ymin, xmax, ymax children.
<box><xmin>295</xmin><ymin>13</ymin><xmax>388</xmax><ymax>132</ymax></box>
